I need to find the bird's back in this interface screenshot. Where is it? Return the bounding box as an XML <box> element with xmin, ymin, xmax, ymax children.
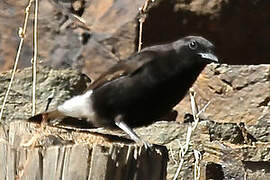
<box><xmin>91</xmin><ymin>48</ymin><xmax>206</xmax><ymax>128</ymax></box>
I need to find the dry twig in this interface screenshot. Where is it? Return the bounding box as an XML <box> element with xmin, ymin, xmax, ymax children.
<box><xmin>138</xmin><ymin>0</ymin><xmax>154</xmax><ymax>52</ymax></box>
<box><xmin>173</xmin><ymin>91</ymin><xmax>211</xmax><ymax>180</ymax></box>
<box><xmin>32</xmin><ymin>0</ymin><xmax>39</xmax><ymax>116</ymax></box>
<box><xmin>193</xmin><ymin>149</ymin><xmax>202</xmax><ymax>180</ymax></box>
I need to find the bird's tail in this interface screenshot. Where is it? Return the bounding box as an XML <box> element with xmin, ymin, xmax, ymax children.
<box><xmin>28</xmin><ymin>109</ymin><xmax>94</xmax><ymax>129</ymax></box>
<box><xmin>28</xmin><ymin>109</ymin><xmax>65</xmax><ymax>124</ymax></box>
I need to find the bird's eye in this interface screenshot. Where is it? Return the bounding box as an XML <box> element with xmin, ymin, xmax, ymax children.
<box><xmin>188</xmin><ymin>41</ymin><xmax>198</xmax><ymax>50</ymax></box>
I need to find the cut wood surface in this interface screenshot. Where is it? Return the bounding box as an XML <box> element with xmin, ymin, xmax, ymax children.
<box><xmin>0</xmin><ymin>121</ymin><xmax>168</xmax><ymax>180</ymax></box>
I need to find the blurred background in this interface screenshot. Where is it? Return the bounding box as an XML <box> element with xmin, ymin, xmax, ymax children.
<box><xmin>0</xmin><ymin>0</ymin><xmax>269</xmax><ymax>80</ymax></box>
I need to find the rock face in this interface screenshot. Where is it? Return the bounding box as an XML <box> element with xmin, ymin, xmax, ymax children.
<box><xmin>0</xmin><ymin>67</ymin><xmax>91</xmax><ymax>122</ymax></box>
<box><xmin>176</xmin><ymin>64</ymin><xmax>270</xmax><ymax>125</ymax></box>
<box><xmin>0</xmin><ymin>0</ymin><xmax>269</xmax><ymax>76</ymax></box>
<box><xmin>137</xmin><ymin>120</ymin><xmax>270</xmax><ymax>180</ymax></box>
<box><xmin>0</xmin><ymin>0</ymin><xmax>145</xmax><ymax>79</ymax></box>
<box><xmin>143</xmin><ymin>0</ymin><xmax>270</xmax><ymax>65</ymax></box>
<box><xmin>0</xmin><ymin>65</ymin><xmax>269</xmax><ymax>179</ymax></box>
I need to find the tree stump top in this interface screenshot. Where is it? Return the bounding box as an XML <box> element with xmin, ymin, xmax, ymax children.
<box><xmin>0</xmin><ymin>121</ymin><xmax>168</xmax><ymax>180</ymax></box>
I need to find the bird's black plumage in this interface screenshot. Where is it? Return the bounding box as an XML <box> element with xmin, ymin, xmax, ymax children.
<box><xmin>89</xmin><ymin>36</ymin><xmax>218</xmax><ymax>127</ymax></box>
<box><xmin>28</xmin><ymin>36</ymin><xmax>219</xmax><ymax>146</ymax></box>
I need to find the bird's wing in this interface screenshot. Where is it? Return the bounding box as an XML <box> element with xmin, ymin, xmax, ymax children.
<box><xmin>86</xmin><ymin>50</ymin><xmax>157</xmax><ymax>90</ymax></box>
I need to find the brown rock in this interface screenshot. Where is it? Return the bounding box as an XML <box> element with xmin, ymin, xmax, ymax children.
<box><xmin>1</xmin><ymin>0</ymin><xmax>270</xmax><ymax>76</ymax></box>
<box><xmin>0</xmin><ymin>0</ymin><xmax>144</xmax><ymax>77</ymax></box>
<box><xmin>202</xmin><ymin>141</ymin><xmax>270</xmax><ymax>180</ymax></box>
<box><xmin>143</xmin><ymin>0</ymin><xmax>270</xmax><ymax>64</ymax></box>
<box><xmin>175</xmin><ymin>64</ymin><xmax>270</xmax><ymax>126</ymax></box>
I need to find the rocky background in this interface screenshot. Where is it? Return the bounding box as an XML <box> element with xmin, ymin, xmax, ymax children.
<box><xmin>0</xmin><ymin>0</ymin><xmax>269</xmax><ymax>179</ymax></box>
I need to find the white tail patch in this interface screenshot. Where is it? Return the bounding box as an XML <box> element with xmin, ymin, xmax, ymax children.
<box><xmin>57</xmin><ymin>90</ymin><xmax>95</xmax><ymax>118</ymax></box>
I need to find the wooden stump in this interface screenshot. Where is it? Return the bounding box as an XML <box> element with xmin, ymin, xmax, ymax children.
<box><xmin>0</xmin><ymin>121</ymin><xmax>168</xmax><ymax>180</ymax></box>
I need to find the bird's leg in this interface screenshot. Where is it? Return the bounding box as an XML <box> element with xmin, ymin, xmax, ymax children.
<box><xmin>114</xmin><ymin>115</ymin><xmax>152</xmax><ymax>149</ymax></box>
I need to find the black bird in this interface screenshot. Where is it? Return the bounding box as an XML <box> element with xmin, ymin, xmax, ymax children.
<box><xmin>29</xmin><ymin>36</ymin><xmax>219</xmax><ymax>147</ymax></box>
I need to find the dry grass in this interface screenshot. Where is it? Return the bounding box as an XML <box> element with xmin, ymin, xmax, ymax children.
<box><xmin>173</xmin><ymin>91</ymin><xmax>211</xmax><ymax>180</ymax></box>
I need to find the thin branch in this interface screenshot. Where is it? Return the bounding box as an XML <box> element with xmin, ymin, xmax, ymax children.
<box><xmin>169</xmin><ymin>144</ymin><xmax>178</xmax><ymax>165</ymax></box>
<box><xmin>196</xmin><ymin>100</ymin><xmax>211</xmax><ymax>118</ymax></box>
<box><xmin>173</xmin><ymin>140</ymin><xmax>185</xmax><ymax>180</ymax></box>
<box><xmin>137</xmin><ymin>0</ymin><xmax>153</xmax><ymax>52</ymax></box>
<box><xmin>138</xmin><ymin>16</ymin><xmax>145</xmax><ymax>52</ymax></box>
<box><xmin>173</xmin><ymin>158</ymin><xmax>184</xmax><ymax>180</ymax></box>
<box><xmin>193</xmin><ymin>149</ymin><xmax>202</xmax><ymax>180</ymax></box>
<box><xmin>190</xmin><ymin>90</ymin><xmax>198</xmax><ymax>116</ymax></box>
<box><xmin>32</xmin><ymin>0</ymin><xmax>39</xmax><ymax>116</ymax></box>
<box><xmin>173</xmin><ymin>91</ymin><xmax>211</xmax><ymax>180</ymax></box>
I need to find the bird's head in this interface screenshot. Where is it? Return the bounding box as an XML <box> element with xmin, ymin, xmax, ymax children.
<box><xmin>173</xmin><ymin>36</ymin><xmax>219</xmax><ymax>64</ymax></box>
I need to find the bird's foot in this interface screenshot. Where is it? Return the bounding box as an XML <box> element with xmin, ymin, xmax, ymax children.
<box><xmin>140</xmin><ymin>139</ymin><xmax>153</xmax><ymax>149</ymax></box>
<box><xmin>114</xmin><ymin>115</ymin><xmax>153</xmax><ymax>150</ymax></box>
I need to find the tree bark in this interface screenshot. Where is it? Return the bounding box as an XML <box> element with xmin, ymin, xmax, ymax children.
<box><xmin>0</xmin><ymin>121</ymin><xmax>168</xmax><ymax>180</ymax></box>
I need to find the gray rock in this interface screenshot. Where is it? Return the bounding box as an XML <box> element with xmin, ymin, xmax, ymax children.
<box><xmin>176</xmin><ymin>64</ymin><xmax>270</xmax><ymax>128</ymax></box>
<box><xmin>0</xmin><ymin>67</ymin><xmax>90</xmax><ymax>122</ymax></box>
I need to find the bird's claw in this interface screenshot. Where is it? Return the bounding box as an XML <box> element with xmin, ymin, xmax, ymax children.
<box><xmin>141</xmin><ymin>140</ymin><xmax>153</xmax><ymax>149</ymax></box>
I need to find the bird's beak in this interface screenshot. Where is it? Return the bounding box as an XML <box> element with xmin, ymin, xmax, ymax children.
<box><xmin>198</xmin><ymin>52</ymin><xmax>219</xmax><ymax>63</ymax></box>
